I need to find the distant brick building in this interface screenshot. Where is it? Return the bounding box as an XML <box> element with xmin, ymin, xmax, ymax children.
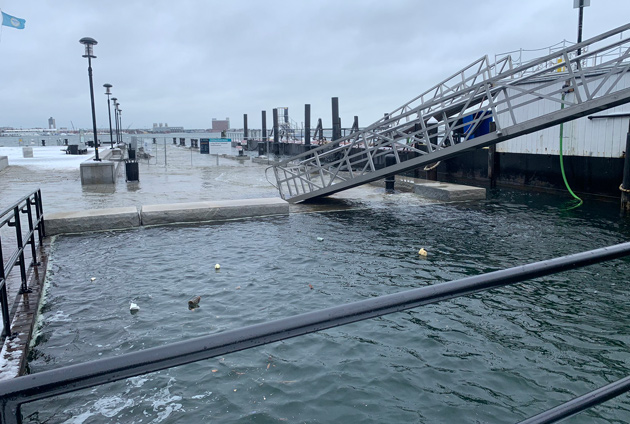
<box><xmin>211</xmin><ymin>118</ymin><xmax>230</xmax><ymax>132</ymax></box>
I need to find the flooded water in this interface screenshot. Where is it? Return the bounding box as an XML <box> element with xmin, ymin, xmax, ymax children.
<box><xmin>25</xmin><ymin>189</ymin><xmax>630</xmax><ymax>423</ymax></box>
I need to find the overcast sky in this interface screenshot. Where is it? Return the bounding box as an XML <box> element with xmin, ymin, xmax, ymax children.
<box><xmin>0</xmin><ymin>0</ymin><xmax>628</xmax><ymax>131</ymax></box>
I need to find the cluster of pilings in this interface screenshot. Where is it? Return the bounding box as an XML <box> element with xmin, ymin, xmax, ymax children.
<box><xmin>239</xmin><ymin>97</ymin><xmax>360</xmax><ymax>155</ymax></box>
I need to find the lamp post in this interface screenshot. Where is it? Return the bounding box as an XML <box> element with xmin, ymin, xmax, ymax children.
<box><xmin>104</xmin><ymin>84</ymin><xmax>114</xmax><ymax>148</ymax></box>
<box><xmin>111</xmin><ymin>97</ymin><xmax>119</xmax><ymax>143</ymax></box>
<box><xmin>117</xmin><ymin>107</ymin><xmax>122</xmax><ymax>145</ymax></box>
<box><xmin>79</xmin><ymin>37</ymin><xmax>100</xmax><ymax>161</ymax></box>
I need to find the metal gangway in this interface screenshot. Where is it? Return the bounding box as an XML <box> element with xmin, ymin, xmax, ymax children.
<box><xmin>271</xmin><ymin>23</ymin><xmax>630</xmax><ymax>203</ymax></box>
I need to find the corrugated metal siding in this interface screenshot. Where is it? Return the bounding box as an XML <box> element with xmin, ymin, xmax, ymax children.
<box><xmin>496</xmin><ymin>72</ymin><xmax>630</xmax><ymax>157</ymax></box>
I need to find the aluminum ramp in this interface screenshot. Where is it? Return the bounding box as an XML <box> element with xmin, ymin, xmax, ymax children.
<box><xmin>272</xmin><ymin>23</ymin><xmax>630</xmax><ymax>203</ymax></box>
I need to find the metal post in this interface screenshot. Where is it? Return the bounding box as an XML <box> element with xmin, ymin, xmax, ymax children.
<box><xmin>24</xmin><ymin>202</ymin><xmax>38</xmax><ymax>267</ymax></box>
<box><xmin>488</xmin><ymin>144</ymin><xmax>497</xmax><ymax>188</ymax></box>
<box><xmin>332</xmin><ymin>97</ymin><xmax>341</xmax><ymax>141</ymax></box>
<box><xmin>10</xmin><ymin>207</ymin><xmax>28</xmax><ymax>294</ymax></box>
<box><xmin>621</xmin><ymin>122</ymin><xmax>630</xmax><ymax>213</ymax></box>
<box><xmin>305</xmin><ymin>104</ymin><xmax>311</xmax><ymax>146</ymax></box>
<box><xmin>86</xmin><ymin>55</ymin><xmax>100</xmax><ymax>161</ymax></box>
<box><xmin>273</xmin><ymin>108</ymin><xmax>279</xmax><ymax>144</ymax></box>
<box><xmin>104</xmin><ymin>84</ymin><xmax>114</xmax><ymax>148</ymax></box>
<box><xmin>385</xmin><ymin>154</ymin><xmax>396</xmax><ymax>192</ymax></box>
<box><xmin>261</xmin><ymin>111</ymin><xmax>267</xmax><ymax>142</ymax></box>
<box><xmin>0</xmin><ymin>236</ymin><xmax>10</xmax><ymax>338</ymax></box>
<box><xmin>118</xmin><ymin>110</ymin><xmax>123</xmax><ymax>145</ymax></box>
<box><xmin>578</xmin><ymin>0</ymin><xmax>584</xmax><ymax>56</ymax></box>
<box><xmin>243</xmin><ymin>113</ymin><xmax>248</xmax><ymax>143</ymax></box>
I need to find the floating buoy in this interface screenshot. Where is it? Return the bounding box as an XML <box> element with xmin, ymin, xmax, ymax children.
<box><xmin>418</xmin><ymin>248</ymin><xmax>428</xmax><ymax>257</ymax></box>
<box><xmin>130</xmin><ymin>302</ymin><xmax>140</xmax><ymax>313</ymax></box>
<box><xmin>188</xmin><ymin>296</ymin><xmax>201</xmax><ymax>309</ymax></box>
<box><xmin>317</xmin><ymin>237</ymin><xmax>324</xmax><ymax>242</ymax></box>
<box><xmin>90</xmin><ymin>277</ymin><xmax>96</xmax><ymax>282</ymax></box>
<box><xmin>215</xmin><ymin>264</ymin><xmax>221</xmax><ymax>270</ymax></box>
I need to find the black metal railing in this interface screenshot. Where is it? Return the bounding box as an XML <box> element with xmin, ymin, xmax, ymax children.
<box><xmin>0</xmin><ymin>189</ymin><xmax>45</xmax><ymax>341</ymax></box>
<box><xmin>1</xmin><ymin>241</ymin><xmax>630</xmax><ymax>423</ymax></box>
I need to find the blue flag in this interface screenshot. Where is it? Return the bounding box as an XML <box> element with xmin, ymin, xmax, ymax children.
<box><xmin>2</xmin><ymin>11</ymin><xmax>26</xmax><ymax>30</ymax></box>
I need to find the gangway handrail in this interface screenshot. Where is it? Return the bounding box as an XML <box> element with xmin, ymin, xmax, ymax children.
<box><xmin>272</xmin><ymin>23</ymin><xmax>630</xmax><ymax>202</ymax></box>
<box><xmin>0</xmin><ymin>189</ymin><xmax>45</xmax><ymax>341</ymax></box>
<box><xmin>2</xmin><ymin>242</ymin><xmax>630</xmax><ymax>423</ymax></box>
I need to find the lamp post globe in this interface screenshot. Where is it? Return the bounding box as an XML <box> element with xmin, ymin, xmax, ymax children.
<box><xmin>79</xmin><ymin>37</ymin><xmax>100</xmax><ymax>161</ymax></box>
<box><xmin>104</xmin><ymin>84</ymin><xmax>114</xmax><ymax>149</ymax></box>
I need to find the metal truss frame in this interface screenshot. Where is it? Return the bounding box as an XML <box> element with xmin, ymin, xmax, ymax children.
<box><xmin>272</xmin><ymin>23</ymin><xmax>630</xmax><ymax>203</ymax></box>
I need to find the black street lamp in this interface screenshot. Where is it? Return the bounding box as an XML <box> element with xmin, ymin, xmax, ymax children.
<box><xmin>79</xmin><ymin>37</ymin><xmax>100</xmax><ymax>161</ymax></box>
<box><xmin>117</xmin><ymin>106</ymin><xmax>123</xmax><ymax>144</ymax></box>
<box><xmin>111</xmin><ymin>97</ymin><xmax>119</xmax><ymax>143</ymax></box>
<box><xmin>104</xmin><ymin>83</ymin><xmax>114</xmax><ymax>148</ymax></box>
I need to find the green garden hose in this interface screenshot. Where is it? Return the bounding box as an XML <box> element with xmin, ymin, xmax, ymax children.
<box><xmin>559</xmin><ymin>92</ymin><xmax>583</xmax><ymax>208</ymax></box>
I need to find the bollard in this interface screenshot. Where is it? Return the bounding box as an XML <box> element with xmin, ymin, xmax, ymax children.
<box><xmin>41</xmin><ymin>140</ymin><xmax>46</xmax><ymax>147</ymax></box>
<box><xmin>173</xmin><ymin>137</ymin><xmax>177</xmax><ymax>145</ymax></box>
<box><xmin>258</xmin><ymin>142</ymin><xmax>265</xmax><ymax>156</ymax></box>
<box><xmin>385</xmin><ymin>154</ymin><xmax>396</xmax><ymax>192</ymax></box>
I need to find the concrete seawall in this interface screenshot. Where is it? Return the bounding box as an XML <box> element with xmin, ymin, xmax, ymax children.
<box><xmin>45</xmin><ymin>197</ymin><xmax>289</xmax><ymax>235</ymax></box>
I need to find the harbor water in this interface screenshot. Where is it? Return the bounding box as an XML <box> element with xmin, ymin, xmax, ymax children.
<box><xmin>25</xmin><ymin>189</ymin><xmax>630</xmax><ymax>423</ymax></box>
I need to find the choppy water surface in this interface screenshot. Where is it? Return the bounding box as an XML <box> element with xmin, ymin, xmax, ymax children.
<box><xmin>27</xmin><ymin>190</ymin><xmax>630</xmax><ymax>423</ymax></box>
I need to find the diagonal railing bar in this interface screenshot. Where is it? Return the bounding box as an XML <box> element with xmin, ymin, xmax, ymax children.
<box><xmin>518</xmin><ymin>374</ymin><xmax>630</xmax><ymax>424</ymax></box>
<box><xmin>1</xmin><ymin>242</ymin><xmax>630</xmax><ymax>424</ymax></box>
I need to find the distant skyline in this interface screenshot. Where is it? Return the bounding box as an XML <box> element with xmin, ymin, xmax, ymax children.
<box><xmin>0</xmin><ymin>1</ymin><xmax>629</xmax><ymax>131</ymax></box>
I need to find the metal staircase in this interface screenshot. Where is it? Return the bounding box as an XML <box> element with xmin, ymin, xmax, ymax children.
<box><xmin>271</xmin><ymin>23</ymin><xmax>630</xmax><ymax>203</ymax></box>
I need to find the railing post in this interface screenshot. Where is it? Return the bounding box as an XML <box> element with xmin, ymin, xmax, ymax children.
<box><xmin>36</xmin><ymin>190</ymin><xmax>46</xmax><ymax>239</ymax></box>
<box><xmin>0</xmin><ymin>399</ymin><xmax>21</xmax><ymax>424</ymax></box>
<box><xmin>0</xmin><ymin>235</ymin><xmax>11</xmax><ymax>339</ymax></box>
<box><xmin>23</xmin><ymin>200</ymin><xmax>38</xmax><ymax>268</ymax></box>
<box><xmin>11</xmin><ymin>207</ymin><xmax>29</xmax><ymax>295</ymax></box>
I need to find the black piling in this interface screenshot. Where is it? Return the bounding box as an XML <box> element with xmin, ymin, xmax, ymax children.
<box><xmin>332</xmin><ymin>97</ymin><xmax>341</xmax><ymax>141</ymax></box>
<box><xmin>305</xmin><ymin>104</ymin><xmax>311</xmax><ymax>146</ymax></box>
<box><xmin>261</xmin><ymin>111</ymin><xmax>267</xmax><ymax>142</ymax></box>
<box><xmin>385</xmin><ymin>154</ymin><xmax>396</xmax><ymax>192</ymax></box>
<box><xmin>273</xmin><ymin>108</ymin><xmax>279</xmax><ymax>144</ymax></box>
<box><xmin>621</xmin><ymin>122</ymin><xmax>630</xmax><ymax>213</ymax></box>
<box><xmin>243</xmin><ymin>114</ymin><xmax>248</xmax><ymax>143</ymax></box>
<box><xmin>173</xmin><ymin>137</ymin><xmax>177</xmax><ymax>145</ymax></box>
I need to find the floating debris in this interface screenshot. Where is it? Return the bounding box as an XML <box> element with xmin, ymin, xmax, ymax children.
<box><xmin>317</xmin><ymin>237</ymin><xmax>324</xmax><ymax>242</ymax></box>
<box><xmin>90</xmin><ymin>277</ymin><xmax>96</xmax><ymax>282</ymax></box>
<box><xmin>308</xmin><ymin>284</ymin><xmax>314</xmax><ymax>290</ymax></box>
<box><xmin>418</xmin><ymin>248</ymin><xmax>428</xmax><ymax>257</ymax></box>
<box><xmin>130</xmin><ymin>302</ymin><xmax>140</xmax><ymax>313</ymax></box>
<box><xmin>188</xmin><ymin>296</ymin><xmax>201</xmax><ymax>310</ymax></box>
<box><xmin>215</xmin><ymin>264</ymin><xmax>221</xmax><ymax>270</ymax></box>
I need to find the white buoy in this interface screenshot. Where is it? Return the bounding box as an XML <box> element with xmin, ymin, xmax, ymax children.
<box><xmin>215</xmin><ymin>264</ymin><xmax>221</xmax><ymax>270</ymax></box>
<box><xmin>317</xmin><ymin>237</ymin><xmax>324</xmax><ymax>242</ymax></box>
<box><xmin>418</xmin><ymin>248</ymin><xmax>428</xmax><ymax>257</ymax></box>
<box><xmin>90</xmin><ymin>277</ymin><xmax>96</xmax><ymax>282</ymax></box>
<box><xmin>130</xmin><ymin>302</ymin><xmax>140</xmax><ymax>313</ymax></box>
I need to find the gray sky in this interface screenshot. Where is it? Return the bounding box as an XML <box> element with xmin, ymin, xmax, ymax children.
<box><xmin>0</xmin><ymin>0</ymin><xmax>629</xmax><ymax>131</ymax></box>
